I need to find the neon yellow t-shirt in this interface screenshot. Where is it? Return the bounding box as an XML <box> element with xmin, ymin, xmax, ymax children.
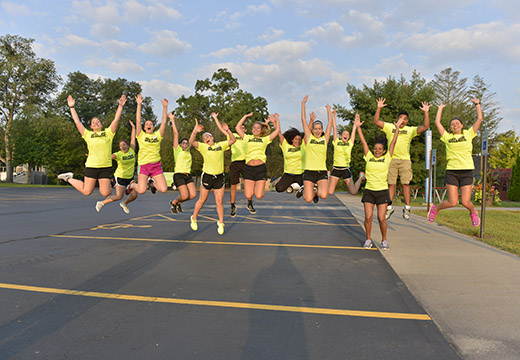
<box><xmin>280</xmin><ymin>139</ymin><xmax>304</xmax><ymax>175</ymax></box>
<box><xmin>82</xmin><ymin>128</ymin><xmax>115</xmax><ymax>168</ymax></box>
<box><xmin>304</xmin><ymin>134</ymin><xmax>327</xmax><ymax>171</ymax></box>
<box><xmin>441</xmin><ymin>127</ymin><xmax>476</xmax><ymax>170</ymax></box>
<box><xmin>114</xmin><ymin>148</ymin><xmax>136</xmax><ymax>179</ymax></box>
<box><xmin>382</xmin><ymin>122</ymin><xmax>418</xmax><ymax>160</ymax></box>
<box><xmin>196</xmin><ymin>140</ymin><xmax>230</xmax><ymax>175</ymax></box>
<box><xmin>333</xmin><ymin>138</ymin><xmax>353</xmax><ymax>167</ymax></box>
<box><xmin>364</xmin><ymin>151</ymin><xmax>392</xmax><ymax>191</ymax></box>
<box><xmin>173</xmin><ymin>146</ymin><xmax>192</xmax><ymax>174</ymax></box>
<box><xmin>243</xmin><ymin>134</ymin><xmax>271</xmax><ymax>163</ymax></box>
<box><xmin>231</xmin><ymin>133</ymin><xmax>246</xmax><ymax>162</ymax></box>
<box><xmin>137</xmin><ymin>131</ymin><xmax>162</xmax><ymax>165</ymax></box>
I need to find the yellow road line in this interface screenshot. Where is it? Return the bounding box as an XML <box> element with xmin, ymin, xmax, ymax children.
<box><xmin>278</xmin><ymin>216</ymin><xmax>330</xmax><ymax>225</ymax></box>
<box><xmin>49</xmin><ymin>234</ymin><xmax>376</xmax><ymax>251</ymax></box>
<box><xmin>0</xmin><ymin>282</ymin><xmax>431</xmax><ymax>321</ymax></box>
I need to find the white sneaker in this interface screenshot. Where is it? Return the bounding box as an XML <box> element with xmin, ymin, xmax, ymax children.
<box><xmin>58</xmin><ymin>172</ymin><xmax>73</xmax><ymax>182</ymax></box>
<box><xmin>217</xmin><ymin>221</ymin><xmax>225</xmax><ymax>235</ymax></box>
<box><xmin>95</xmin><ymin>201</ymin><xmax>104</xmax><ymax>212</ymax></box>
<box><xmin>385</xmin><ymin>205</ymin><xmax>394</xmax><ymax>220</ymax></box>
<box><xmin>363</xmin><ymin>239</ymin><xmax>373</xmax><ymax>249</ymax></box>
<box><xmin>381</xmin><ymin>240</ymin><xmax>389</xmax><ymax>250</ymax></box>
<box><xmin>403</xmin><ymin>206</ymin><xmax>411</xmax><ymax>220</ymax></box>
<box><xmin>120</xmin><ymin>202</ymin><xmax>130</xmax><ymax>214</ymax></box>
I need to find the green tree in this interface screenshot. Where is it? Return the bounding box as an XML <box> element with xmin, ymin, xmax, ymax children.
<box><xmin>467</xmin><ymin>75</ymin><xmax>502</xmax><ymax>146</ymax></box>
<box><xmin>337</xmin><ymin>70</ymin><xmax>435</xmax><ymax>186</ymax></box>
<box><xmin>508</xmin><ymin>155</ymin><xmax>520</xmax><ymax>201</ymax></box>
<box><xmin>173</xmin><ymin>68</ymin><xmax>269</xmax><ymax>176</ymax></box>
<box><xmin>0</xmin><ymin>34</ymin><xmax>61</xmax><ymax>182</ymax></box>
<box><xmin>489</xmin><ymin>130</ymin><xmax>520</xmax><ymax>169</ymax></box>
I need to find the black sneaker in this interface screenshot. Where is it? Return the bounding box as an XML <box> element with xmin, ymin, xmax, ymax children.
<box><xmin>170</xmin><ymin>201</ymin><xmax>177</xmax><ymax>214</ymax></box>
<box><xmin>149</xmin><ymin>179</ymin><xmax>156</xmax><ymax>194</ymax></box>
<box><xmin>296</xmin><ymin>187</ymin><xmax>304</xmax><ymax>198</ymax></box>
<box><xmin>230</xmin><ymin>203</ymin><xmax>237</xmax><ymax>217</ymax></box>
<box><xmin>247</xmin><ymin>200</ymin><xmax>256</xmax><ymax>214</ymax></box>
<box><xmin>313</xmin><ymin>194</ymin><xmax>319</xmax><ymax>203</ymax></box>
<box><xmin>177</xmin><ymin>203</ymin><xmax>182</xmax><ymax>213</ymax></box>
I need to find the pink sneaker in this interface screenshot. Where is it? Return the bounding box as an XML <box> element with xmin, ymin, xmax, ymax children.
<box><xmin>470</xmin><ymin>210</ymin><xmax>480</xmax><ymax>227</ymax></box>
<box><xmin>427</xmin><ymin>204</ymin><xmax>438</xmax><ymax>223</ymax></box>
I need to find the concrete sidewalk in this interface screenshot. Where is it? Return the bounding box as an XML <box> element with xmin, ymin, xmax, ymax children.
<box><xmin>335</xmin><ymin>193</ymin><xmax>520</xmax><ymax>360</ymax></box>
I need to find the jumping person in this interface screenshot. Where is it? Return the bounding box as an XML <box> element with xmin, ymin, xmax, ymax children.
<box><xmin>169</xmin><ymin>112</ymin><xmax>197</xmax><ymax>214</ymax></box>
<box><xmin>328</xmin><ymin>108</ymin><xmax>365</xmax><ymax>196</ymax></box>
<box><xmin>128</xmin><ymin>94</ymin><xmax>168</xmax><ymax>195</ymax></box>
<box><xmin>189</xmin><ymin>117</ymin><xmax>236</xmax><ymax>235</ymax></box>
<box><xmin>356</xmin><ymin>114</ymin><xmax>403</xmax><ymax>250</ymax></box>
<box><xmin>428</xmin><ymin>98</ymin><xmax>483</xmax><ymax>226</ymax></box>
<box><xmin>95</xmin><ymin>120</ymin><xmax>138</xmax><ymax>213</ymax></box>
<box><xmin>300</xmin><ymin>95</ymin><xmax>332</xmax><ymax>203</ymax></box>
<box><xmin>58</xmin><ymin>94</ymin><xmax>127</xmax><ymax>199</ymax></box>
<box><xmin>275</xmin><ymin>114</ymin><xmax>305</xmax><ymax>194</ymax></box>
<box><xmin>234</xmin><ymin>112</ymin><xmax>280</xmax><ymax>214</ymax></box>
<box><xmin>229</xmin><ymin>119</ymin><xmax>247</xmax><ymax>217</ymax></box>
<box><xmin>374</xmin><ymin>98</ymin><xmax>430</xmax><ymax>220</ymax></box>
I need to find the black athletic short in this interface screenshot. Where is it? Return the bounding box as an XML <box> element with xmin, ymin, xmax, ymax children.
<box><xmin>114</xmin><ymin>177</ymin><xmax>133</xmax><ymax>187</ymax></box>
<box><xmin>201</xmin><ymin>172</ymin><xmax>225</xmax><ymax>190</ymax></box>
<box><xmin>303</xmin><ymin>170</ymin><xmax>328</xmax><ymax>183</ymax></box>
<box><xmin>330</xmin><ymin>166</ymin><xmax>352</xmax><ymax>180</ymax></box>
<box><xmin>445</xmin><ymin>169</ymin><xmax>474</xmax><ymax>187</ymax></box>
<box><xmin>174</xmin><ymin>173</ymin><xmax>194</xmax><ymax>188</ymax></box>
<box><xmin>361</xmin><ymin>189</ymin><xmax>391</xmax><ymax>205</ymax></box>
<box><xmin>275</xmin><ymin>173</ymin><xmax>304</xmax><ymax>192</ymax></box>
<box><xmin>85</xmin><ymin>166</ymin><xmax>112</xmax><ymax>179</ymax></box>
<box><xmin>230</xmin><ymin>160</ymin><xmax>245</xmax><ymax>185</ymax></box>
<box><xmin>244</xmin><ymin>163</ymin><xmax>267</xmax><ymax>181</ymax></box>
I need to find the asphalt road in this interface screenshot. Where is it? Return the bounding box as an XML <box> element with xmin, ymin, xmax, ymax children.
<box><xmin>0</xmin><ymin>187</ymin><xmax>459</xmax><ymax>359</ymax></box>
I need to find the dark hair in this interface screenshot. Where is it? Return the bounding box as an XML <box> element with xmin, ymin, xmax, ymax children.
<box><xmin>180</xmin><ymin>137</ymin><xmax>189</xmax><ymax>144</ymax></box>
<box><xmin>119</xmin><ymin>139</ymin><xmax>128</xmax><ymax>145</ymax></box>
<box><xmin>312</xmin><ymin>120</ymin><xmax>325</xmax><ymax>137</ymax></box>
<box><xmin>450</xmin><ymin>117</ymin><xmax>464</xmax><ymax>127</ymax></box>
<box><xmin>397</xmin><ymin>111</ymin><xmax>409</xmax><ymax>119</ymax></box>
<box><xmin>374</xmin><ymin>134</ymin><xmax>388</xmax><ymax>150</ymax></box>
<box><xmin>283</xmin><ymin>127</ymin><xmax>303</xmax><ymax>144</ymax></box>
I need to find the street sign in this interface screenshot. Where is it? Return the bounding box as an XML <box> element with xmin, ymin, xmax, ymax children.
<box><xmin>432</xmin><ymin>149</ymin><xmax>436</xmax><ymax>165</ymax></box>
<box><xmin>425</xmin><ymin>130</ymin><xmax>432</xmax><ymax>169</ymax></box>
<box><xmin>482</xmin><ymin>129</ymin><xmax>488</xmax><ymax>156</ymax></box>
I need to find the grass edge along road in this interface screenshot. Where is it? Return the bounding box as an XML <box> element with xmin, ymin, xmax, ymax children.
<box><xmin>415</xmin><ymin>209</ymin><xmax>520</xmax><ymax>257</ymax></box>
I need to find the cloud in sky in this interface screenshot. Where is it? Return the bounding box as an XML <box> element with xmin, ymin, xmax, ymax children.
<box><xmin>138</xmin><ymin>30</ymin><xmax>192</xmax><ymax>57</ymax></box>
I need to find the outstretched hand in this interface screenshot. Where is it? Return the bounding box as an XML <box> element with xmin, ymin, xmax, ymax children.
<box><xmin>135</xmin><ymin>94</ymin><xmax>143</xmax><ymax>105</ymax></box>
<box><xmin>471</xmin><ymin>98</ymin><xmax>481</xmax><ymax>105</ymax></box>
<box><xmin>420</xmin><ymin>101</ymin><xmax>431</xmax><ymax>112</ymax></box>
<box><xmin>310</xmin><ymin>112</ymin><xmax>317</xmax><ymax>122</ymax></box>
<box><xmin>161</xmin><ymin>98</ymin><xmax>168</xmax><ymax>107</ymax></box>
<box><xmin>118</xmin><ymin>94</ymin><xmax>127</xmax><ymax>107</ymax></box>
<box><xmin>168</xmin><ymin>112</ymin><xmax>175</xmax><ymax>121</ymax></box>
<box><xmin>302</xmin><ymin>95</ymin><xmax>309</xmax><ymax>103</ymax></box>
<box><xmin>194</xmin><ymin>118</ymin><xmax>204</xmax><ymax>133</ymax></box>
<box><xmin>67</xmin><ymin>95</ymin><xmax>75</xmax><ymax>108</ymax></box>
<box><xmin>221</xmin><ymin>123</ymin><xmax>230</xmax><ymax>131</ymax></box>
<box><xmin>353</xmin><ymin>113</ymin><xmax>364</xmax><ymax>128</ymax></box>
<box><xmin>376</xmin><ymin>97</ymin><xmax>387</xmax><ymax>108</ymax></box>
<box><xmin>129</xmin><ymin>120</ymin><xmax>135</xmax><ymax>128</ymax></box>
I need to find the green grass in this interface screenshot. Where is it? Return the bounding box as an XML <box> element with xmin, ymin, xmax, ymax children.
<box><xmin>416</xmin><ymin>209</ymin><xmax>520</xmax><ymax>257</ymax></box>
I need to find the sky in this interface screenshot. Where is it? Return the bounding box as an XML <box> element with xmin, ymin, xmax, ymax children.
<box><xmin>1</xmin><ymin>0</ymin><xmax>519</xmax><ymax>134</ymax></box>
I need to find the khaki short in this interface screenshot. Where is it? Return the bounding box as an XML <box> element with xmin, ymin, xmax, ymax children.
<box><xmin>387</xmin><ymin>159</ymin><xmax>413</xmax><ymax>185</ymax></box>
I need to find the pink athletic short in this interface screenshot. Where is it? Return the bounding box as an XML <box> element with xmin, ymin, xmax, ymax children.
<box><xmin>139</xmin><ymin>162</ymin><xmax>163</xmax><ymax>177</ymax></box>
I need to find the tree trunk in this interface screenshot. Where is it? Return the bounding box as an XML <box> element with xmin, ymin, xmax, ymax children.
<box><xmin>4</xmin><ymin>114</ymin><xmax>13</xmax><ymax>183</ymax></box>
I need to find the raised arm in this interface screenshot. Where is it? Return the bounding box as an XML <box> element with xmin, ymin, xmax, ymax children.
<box><xmin>189</xmin><ymin>118</ymin><xmax>203</xmax><ymax>149</ymax></box>
<box><xmin>67</xmin><ymin>95</ymin><xmax>85</xmax><ymax>136</ymax></box>
<box><xmin>324</xmin><ymin>105</ymin><xmax>333</xmax><ymax>143</ymax></box>
<box><xmin>389</xmin><ymin>117</ymin><xmax>405</xmax><ymax>157</ymax></box>
<box><xmin>269</xmin><ymin>113</ymin><xmax>280</xmax><ymax>141</ymax></box>
<box><xmin>301</xmin><ymin>95</ymin><xmax>311</xmax><ymax>143</ymax></box>
<box><xmin>109</xmin><ymin>94</ymin><xmax>127</xmax><ymax>133</ymax></box>
<box><xmin>471</xmin><ymin>98</ymin><xmax>483</xmax><ymax>133</ymax></box>
<box><xmin>221</xmin><ymin>122</ymin><xmax>236</xmax><ymax>146</ymax></box>
<box><xmin>211</xmin><ymin>112</ymin><xmax>229</xmax><ymax>137</ymax></box>
<box><xmin>350</xmin><ymin>117</ymin><xmax>357</xmax><ymax>144</ymax></box>
<box><xmin>434</xmin><ymin>104</ymin><xmax>446</xmax><ymax>137</ymax></box>
<box><xmin>332</xmin><ymin>109</ymin><xmax>338</xmax><ymax>141</ymax></box>
<box><xmin>373</xmin><ymin>97</ymin><xmax>387</xmax><ymax>129</ymax></box>
<box><xmin>235</xmin><ymin>112</ymin><xmax>253</xmax><ymax>139</ymax></box>
<box><xmin>354</xmin><ymin>115</ymin><xmax>368</xmax><ymax>156</ymax></box>
<box><xmin>129</xmin><ymin>119</ymin><xmax>136</xmax><ymax>150</ymax></box>
<box><xmin>169</xmin><ymin>112</ymin><xmax>178</xmax><ymax>148</ymax></box>
<box><xmin>276</xmin><ymin>113</ymin><xmax>285</xmax><ymax>144</ymax></box>
<box><xmin>158</xmin><ymin>99</ymin><xmax>168</xmax><ymax>137</ymax></box>
<box><xmin>135</xmin><ymin>94</ymin><xmax>143</xmax><ymax>137</ymax></box>
<box><xmin>417</xmin><ymin>101</ymin><xmax>431</xmax><ymax>134</ymax></box>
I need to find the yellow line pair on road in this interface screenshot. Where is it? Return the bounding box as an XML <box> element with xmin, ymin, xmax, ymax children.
<box><xmin>0</xmin><ymin>282</ymin><xmax>431</xmax><ymax>321</ymax></box>
<box><xmin>50</xmin><ymin>234</ymin><xmax>374</xmax><ymax>251</ymax></box>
